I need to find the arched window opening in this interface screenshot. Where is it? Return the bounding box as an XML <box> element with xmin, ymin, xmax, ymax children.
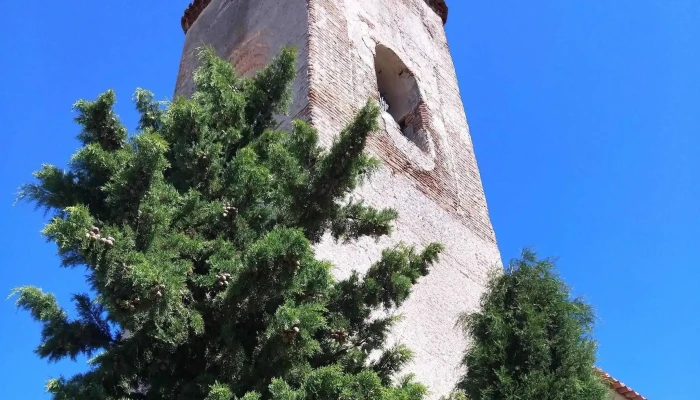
<box><xmin>375</xmin><ymin>45</ymin><xmax>430</xmax><ymax>153</ymax></box>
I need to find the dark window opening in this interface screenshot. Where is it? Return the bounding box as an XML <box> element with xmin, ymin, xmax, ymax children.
<box><xmin>398</xmin><ymin>117</ymin><xmax>408</xmax><ymax>132</ymax></box>
<box><xmin>374</xmin><ymin>45</ymin><xmax>429</xmax><ymax>153</ymax></box>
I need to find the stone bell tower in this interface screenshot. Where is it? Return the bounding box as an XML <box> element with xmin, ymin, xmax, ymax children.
<box><xmin>175</xmin><ymin>0</ymin><xmax>501</xmax><ymax>397</ymax></box>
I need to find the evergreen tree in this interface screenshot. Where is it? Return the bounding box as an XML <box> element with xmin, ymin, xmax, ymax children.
<box><xmin>439</xmin><ymin>391</ymin><xmax>468</xmax><ymax>400</ymax></box>
<box><xmin>456</xmin><ymin>250</ymin><xmax>606</xmax><ymax>400</ymax></box>
<box><xmin>13</xmin><ymin>47</ymin><xmax>443</xmax><ymax>400</ymax></box>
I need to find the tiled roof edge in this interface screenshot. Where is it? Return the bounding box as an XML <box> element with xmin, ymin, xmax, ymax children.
<box><xmin>595</xmin><ymin>367</ymin><xmax>648</xmax><ymax>400</ymax></box>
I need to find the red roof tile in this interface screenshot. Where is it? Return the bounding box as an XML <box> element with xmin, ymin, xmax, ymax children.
<box><xmin>595</xmin><ymin>367</ymin><xmax>648</xmax><ymax>400</ymax></box>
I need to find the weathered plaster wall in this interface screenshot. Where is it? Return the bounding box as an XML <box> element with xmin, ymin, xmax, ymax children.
<box><xmin>307</xmin><ymin>2</ymin><xmax>500</xmax><ymax>396</ymax></box>
<box><xmin>175</xmin><ymin>0</ymin><xmax>502</xmax><ymax>397</ymax></box>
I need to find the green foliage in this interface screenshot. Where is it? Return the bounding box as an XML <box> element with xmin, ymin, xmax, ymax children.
<box><xmin>456</xmin><ymin>249</ymin><xmax>607</xmax><ymax>400</ymax></box>
<box><xmin>439</xmin><ymin>391</ymin><xmax>469</xmax><ymax>400</ymax></box>
<box><xmin>14</xmin><ymin>46</ymin><xmax>443</xmax><ymax>400</ymax></box>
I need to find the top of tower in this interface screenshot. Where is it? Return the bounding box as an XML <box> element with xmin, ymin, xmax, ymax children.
<box><xmin>426</xmin><ymin>0</ymin><xmax>449</xmax><ymax>24</ymax></box>
<box><xmin>181</xmin><ymin>0</ymin><xmax>448</xmax><ymax>33</ymax></box>
<box><xmin>181</xmin><ymin>0</ymin><xmax>210</xmax><ymax>33</ymax></box>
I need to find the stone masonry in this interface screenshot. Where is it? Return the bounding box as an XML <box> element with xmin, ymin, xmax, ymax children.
<box><xmin>175</xmin><ymin>0</ymin><xmax>501</xmax><ymax>397</ymax></box>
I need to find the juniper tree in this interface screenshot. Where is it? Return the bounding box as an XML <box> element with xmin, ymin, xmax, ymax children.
<box><xmin>456</xmin><ymin>250</ymin><xmax>606</xmax><ymax>400</ymax></box>
<box><xmin>439</xmin><ymin>391</ymin><xmax>468</xmax><ymax>400</ymax></box>
<box><xmin>13</xmin><ymin>47</ymin><xmax>443</xmax><ymax>400</ymax></box>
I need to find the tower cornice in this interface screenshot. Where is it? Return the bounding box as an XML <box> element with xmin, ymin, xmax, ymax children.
<box><xmin>181</xmin><ymin>0</ymin><xmax>448</xmax><ymax>33</ymax></box>
<box><xmin>181</xmin><ymin>0</ymin><xmax>210</xmax><ymax>34</ymax></box>
<box><xmin>426</xmin><ymin>0</ymin><xmax>448</xmax><ymax>24</ymax></box>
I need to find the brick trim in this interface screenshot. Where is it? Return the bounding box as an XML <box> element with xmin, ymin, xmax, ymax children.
<box><xmin>181</xmin><ymin>0</ymin><xmax>448</xmax><ymax>33</ymax></box>
<box><xmin>368</xmin><ymin>100</ymin><xmax>495</xmax><ymax>244</ymax></box>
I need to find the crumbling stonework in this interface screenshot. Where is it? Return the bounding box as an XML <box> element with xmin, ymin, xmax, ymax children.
<box><xmin>398</xmin><ymin>100</ymin><xmax>432</xmax><ymax>154</ymax></box>
<box><xmin>175</xmin><ymin>0</ymin><xmax>501</xmax><ymax>397</ymax></box>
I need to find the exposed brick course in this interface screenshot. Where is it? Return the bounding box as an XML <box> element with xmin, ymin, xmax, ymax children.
<box><xmin>228</xmin><ymin>29</ymin><xmax>273</xmax><ymax>77</ymax></box>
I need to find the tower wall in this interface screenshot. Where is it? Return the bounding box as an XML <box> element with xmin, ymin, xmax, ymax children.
<box><xmin>175</xmin><ymin>1</ymin><xmax>501</xmax><ymax>397</ymax></box>
<box><xmin>176</xmin><ymin>0</ymin><xmax>311</xmax><ymax>125</ymax></box>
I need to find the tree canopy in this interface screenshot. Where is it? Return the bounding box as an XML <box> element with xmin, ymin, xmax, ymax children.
<box><xmin>13</xmin><ymin>47</ymin><xmax>443</xmax><ymax>400</ymax></box>
<box><xmin>456</xmin><ymin>249</ymin><xmax>607</xmax><ymax>400</ymax></box>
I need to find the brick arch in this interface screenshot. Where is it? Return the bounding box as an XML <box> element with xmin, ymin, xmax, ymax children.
<box><xmin>227</xmin><ymin>30</ymin><xmax>273</xmax><ymax>78</ymax></box>
<box><xmin>374</xmin><ymin>44</ymin><xmax>433</xmax><ymax>155</ymax></box>
<box><xmin>368</xmin><ymin>99</ymin><xmax>461</xmax><ymax>217</ymax></box>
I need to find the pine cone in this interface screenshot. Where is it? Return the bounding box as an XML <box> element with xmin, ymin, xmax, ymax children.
<box><xmin>222</xmin><ymin>202</ymin><xmax>238</xmax><ymax>218</ymax></box>
<box><xmin>281</xmin><ymin>326</ymin><xmax>300</xmax><ymax>343</ymax></box>
<box><xmin>151</xmin><ymin>285</ymin><xmax>165</xmax><ymax>299</ymax></box>
<box><xmin>331</xmin><ymin>330</ymin><xmax>347</xmax><ymax>343</ymax></box>
<box><xmin>215</xmin><ymin>273</ymin><xmax>231</xmax><ymax>288</ymax></box>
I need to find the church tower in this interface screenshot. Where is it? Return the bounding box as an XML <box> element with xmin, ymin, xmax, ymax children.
<box><xmin>175</xmin><ymin>0</ymin><xmax>501</xmax><ymax>397</ymax></box>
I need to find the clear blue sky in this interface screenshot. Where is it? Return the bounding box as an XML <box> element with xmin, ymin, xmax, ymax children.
<box><xmin>0</xmin><ymin>1</ymin><xmax>696</xmax><ymax>398</ymax></box>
